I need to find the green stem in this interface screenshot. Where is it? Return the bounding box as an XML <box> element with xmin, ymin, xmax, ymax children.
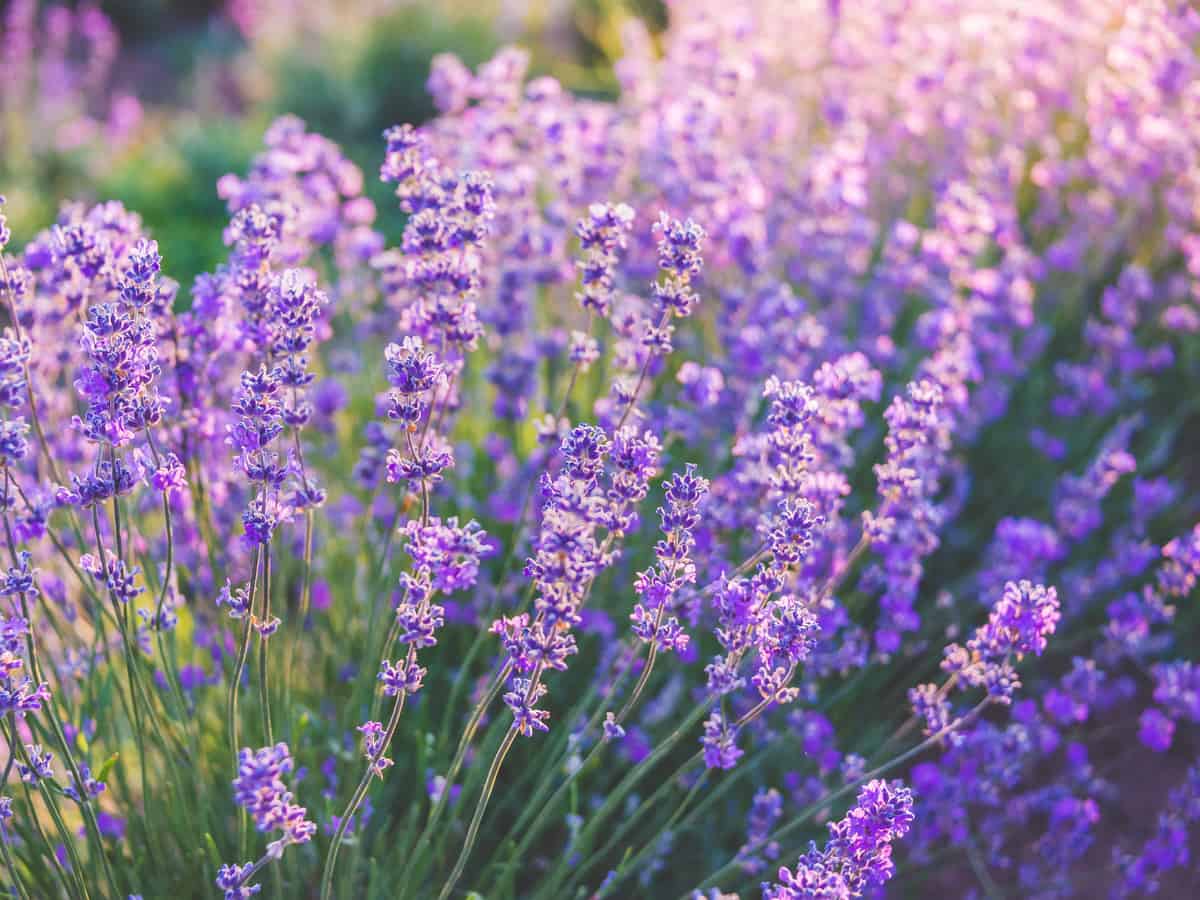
<box><xmin>228</xmin><ymin>547</ymin><xmax>263</xmax><ymax>858</ymax></box>
<box><xmin>0</xmin><ymin>482</ymin><xmax>118</xmax><ymax>896</ymax></box>
<box><xmin>144</xmin><ymin>430</ymin><xmax>190</xmax><ymax>728</ymax></box>
<box><xmin>436</xmin><ymin>725</ymin><xmax>520</xmax><ymax>900</ymax></box>
<box><xmin>401</xmin><ymin>659</ymin><xmax>512</xmax><ymax>898</ymax></box>
<box><xmin>0</xmin><ymin>820</ymin><xmax>33</xmax><ymax>900</ymax></box>
<box><xmin>258</xmin><ymin>548</ymin><xmax>274</xmax><ymax>745</ymax></box>
<box><xmin>535</xmin><ymin>700</ymin><xmax>710</xmax><ymax>900</ymax></box>
<box><xmin>283</xmin><ymin>508</ymin><xmax>315</xmax><ymax>739</ymax></box>
<box><xmin>15</xmin><ymin>778</ymin><xmax>74</xmax><ymax>899</ymax></box>
<box><xmin>319</xmin><ymin>669</ymin><xmax>411</xmax><ymax>900</ymax></box>
<box><xmin>367</xmin><ymin>620</ymin><xmax>401</xmax><ymax>727</ymax></box>
<box><xmin>595</xmin><ymin>773</ymin><xmax>708</xmax><ymax>898</ymax></box>
<box><xmin>689</xmin><ymin>697</ymin><xmax>994</xmax><ymax>895</ymax></box>
<box><xmin>614</xmin><ymin>310</ymin><xmax>672</xmax><ymax>431</ymax></box>
<box><xmin>8</xmin><ymin>728</ymin><xmax>91</xmax><ymax>900</ymax></box>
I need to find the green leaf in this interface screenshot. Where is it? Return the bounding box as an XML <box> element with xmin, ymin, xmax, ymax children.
<box><xmin>203</xmin><ymin>833</ymin><xmax>222</xmax><ymax>872</ymax></box>
<box><xmin>93</xmin><ymin>752</ymin><xmax>120</xmax><ymax>783</ymax></box>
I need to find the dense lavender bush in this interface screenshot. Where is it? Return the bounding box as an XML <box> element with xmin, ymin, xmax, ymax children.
<box><xmin>1</xmin><ymin>1</ymin><xmax>1200</xmax><ymax>897</ymax></box>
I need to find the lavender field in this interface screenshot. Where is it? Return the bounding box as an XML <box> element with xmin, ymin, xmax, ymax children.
<box><xmin>1</xmin><ymin>1</ymin><xmax>1199</xmax><ymax>897</ymax></box>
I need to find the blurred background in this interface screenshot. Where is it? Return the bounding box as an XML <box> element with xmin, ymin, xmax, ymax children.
<box><xmin>1</xmin><ymin>0</ymin><xmax>665</xmax><ymax>287</ymax></box>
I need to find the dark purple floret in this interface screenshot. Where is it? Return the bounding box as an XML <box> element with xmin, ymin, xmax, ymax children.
<box><xmin>215</xmin><ymin>862</ymin><xmax>262</xmax><ymax>900</ymax></box>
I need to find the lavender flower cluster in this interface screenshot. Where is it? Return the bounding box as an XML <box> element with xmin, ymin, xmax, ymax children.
<box><xmin>1</xmin><ymin>1</ymin><xmax>1200</xmax><ymax>898</ymax></box>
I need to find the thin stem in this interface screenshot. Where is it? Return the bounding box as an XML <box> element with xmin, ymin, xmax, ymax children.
<box><xmin>436</xmin><ymin>726</ymin><xmax>520</xmax><ymax>900</ymax></box>
<box><xmin>0</xmin><ymin>821</ymin><xmax>33</xmax><ymax>900</ymax></box>
<box><xmin>283</xmin><ymin>508</ymin><xmax>315</xmax><ymax>738</ymax></box>
<box><xmin>0</xmin><ymin>717</ymin><xmax>36</xmax><ymax>900</ymax></box>
<box><xmin>5</xmin><ymin>500</ymin><xmax>113</xmax><ymax>895</ymax></box>
<box><xmin>13</xmin><ymin>778</ymin><xmax>74</xmax><ymax>900</ymax></box>
<box><xmin>438</xmin><ymin>661</ymin><xmax>549</xmax><ymax>900</ymax></box>
<box><xmin>258</xmin><ymin>549</ymin><xmax>274</xmax><ymax>745</ymax></box>
<box><xmin>319</xmin><ymin>663</ymin><xmax>412</xmax><ymax>900</ymax></box>
<box><xmin>689</xmin><ymin>697</ymin><xmax>995</xmax><ymax>895</ymax></box>
<box><xmin>500</xmin><ymin>736</ymin><xmax>604</xmax><ymax>889</ymax></box>
<box><xmin>0</xmin><ymin>576</ymin><xmax>120</xmax><ymax>897</ymax></box>
<box><xmin>92</xmin><ymin>494</ymin><xmax>157</xmax><ymax>833</ymax></box>
<box><xmin>595</xmin><ymin>773</ymin><xmax>707</xmax><ymax>898</ymax></box>
<box><xmin>8</xmin><ymin>727</ymin><xmax>91</xmax><ymax>900</ymax></box>
<box><xmin>401</xmin><ymin>659</ymin><xmax>513</xmax><ymax>899</ymax></box>
<box><xmin>614</xmin><ymin>310</ymin><xmax>672</xmax><ymax>431</ymax></box>
<box><xmin>404</xmin><ymin>430</ymin><xmax>430</xmax><ymax>526</ymax></box>
<box><xmin>558</xmin><ymin>675</ymin><xmax>788</xmax><ymax>899</ymax></box>
<box><xmin>144</xmin><ymin>430</ymin><xmax>190</xmax><ymax>727</ymax></box>
<box><xmin>536</xmin><ymin>700</ymin><xmax>711</xmax><ymax>899</ymax></box>
<box><xmin>553</xmin><ymin>309</ymin><xmax>594</xmax><ymax>423</ymax></box>
<box><xmin>359</xmin><ymin>504</ymin><xmax>404</xmax><ymax>717</ymax></box>
<box><xmin>873</xmin><ymin>672</ymin><xmax>960</xmax><ymax>760</ymax></box>
<box><xmin>616</xmin><ymin>624</ymin><xmax>662</xmax><ymax>724</ymax></box>
<box><xmin>186</xmin><ymin>456</ymin><xmax>223</xmax><ymax>585</ymax></box>
<box><xmin>367</xmin><ymin>620</ymin><xmax>401</xmax><ymax>726</ymax></box>
<box><xmin>228</xmin><ymin>547</ymin><xmax>263</xmax><ymax>857</ymax></box>
<box><xmin>323</xmin><ymin>570</ymin><xmax>437</xmax><ymax>899</ymax></box>
<box><xmin>233</xmin><ymin>836</ymin><xmax>305</xmax><ymax>896</ymax></box>
<box><xmin>966</xmin><ymin>827</ymin><xmax>1005</xmax><ymax>900</ymax></box>
<box><xmin>494</xmin><ymin>643</ymin><xmax>643</xmax><ymax>879</ymax></box>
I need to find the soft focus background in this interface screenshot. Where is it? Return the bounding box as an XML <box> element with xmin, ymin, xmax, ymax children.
<box><xmin>2</xmin><ymin>0</ymin><xmax>653</xmax><ymax>284</ymax></box>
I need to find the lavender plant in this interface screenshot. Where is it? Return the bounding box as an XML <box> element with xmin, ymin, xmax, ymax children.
<box><xmin>2</xmin><ymin>1</ymin><xmax>1200</xmax><ymax>898</ymax></box>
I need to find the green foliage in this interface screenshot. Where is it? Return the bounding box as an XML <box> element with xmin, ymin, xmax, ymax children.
<box><xmin>267</xmin><ymin>7</ymin><xmax>499</xmax><ymax>148</ymax></box>
<box><xmin>98</xmin><ymin>119</ymin><xmax>262</xmax><ymax>294</ymax></box>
